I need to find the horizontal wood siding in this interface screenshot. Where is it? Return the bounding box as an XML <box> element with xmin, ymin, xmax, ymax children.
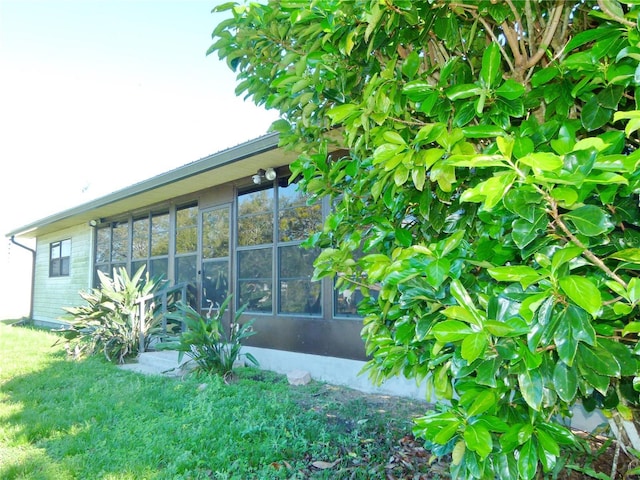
<box><xmin>33</xmin><ymin>224</ymin><xmax>92</xmax><ymax>325</ymax></box>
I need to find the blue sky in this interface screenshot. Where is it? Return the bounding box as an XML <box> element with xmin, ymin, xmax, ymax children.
<box><xmin>0</xmin><ymin>0</ymin><xmax>278</xmax><ymax>317</ymax></box>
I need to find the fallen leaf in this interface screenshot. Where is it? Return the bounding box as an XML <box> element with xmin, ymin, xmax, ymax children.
<box><xmin>311</xmin><ymin>459</ymin><xmax>340</xmax><ymax>469</ymax></box>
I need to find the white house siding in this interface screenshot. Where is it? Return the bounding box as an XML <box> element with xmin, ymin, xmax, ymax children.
<box><xmin>33</xmin><ymin>224</ymin><xmax>92</xmax><ymax>327</ymax></box>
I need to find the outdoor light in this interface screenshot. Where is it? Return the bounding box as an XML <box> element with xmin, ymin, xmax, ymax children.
<box><xmin>252</xmin><ymin>169</ymin><xmax>266</xmax><ymax>184</ymax></box>
<box><xmin>88</xmin><ymin>219</ymin><xmax>98</xmax><ymax>227</ymax></box>
<box><xmin>265</xmin><ymin>167</ymin><xmax>277</xmax><ymax>181</ymax></box>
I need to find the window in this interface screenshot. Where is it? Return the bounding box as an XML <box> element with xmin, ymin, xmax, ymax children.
<box><xmin>237</xmin><ymin>187</ymin><xmax>274</xmax><ymax>313</ymax></box>
<box><xmin>277</xmin><ymin>181</ymin><xmax>322</xmax><ymax>315</ymax></box>
<box><xmin>94</xmin><ymin>221</ymin><xmax>130</xmax><ymax>285</ymax></box>
<box><xmin>150</xmin><ymin>212</ymin><xmax>169</xmax><ymax>280</ymax></box>
<box><xmin>50</xmin><ymin>239</ymin><xmax>70</xmax><ymax>277</ymax></box>
<box><xmin>202</xmin><ymin>206</ymin><xmax>230</xmax><ymax>309</ymax></box>
<box><xmin>175</xmin><ymin>204</ymin><xmax>198</xmax><ymax>286</ymax></box>
<box><xmin>236</xmin><ymin>180</ymin><xmax>323</xmax><ymax>315</ymax></box>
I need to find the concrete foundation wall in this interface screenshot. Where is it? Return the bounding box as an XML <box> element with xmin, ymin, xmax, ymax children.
<box><xmin>243</xmin><ymin>346</ymin><xmax>428</xmax><ymax>401</ymax></box>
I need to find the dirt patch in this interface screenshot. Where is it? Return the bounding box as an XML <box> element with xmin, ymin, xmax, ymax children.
<box><xmin>239</xmin><ymin>369</ymin><xmax>640</xmax><ymax>479</ymax></box>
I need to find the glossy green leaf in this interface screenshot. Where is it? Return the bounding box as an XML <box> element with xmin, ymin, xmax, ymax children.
<box><xmin>536</xmin><ymin>433</ymin><xmax>558</xmax><ymax>472</ymax></box>
<box><xmin>518</xmin><ymin>152</ymin><xmax>563</xmax><ymax>171</ymax></box>
<box><xmin>503</xmin><ymin>187</ymin><xmax>542</xmax><ymax>222</ymax></box>
<box><xmin>403</xmin><ymin>80</ymin><xmax>434</xmax><ymax>101</ymax></box>
<box><xmin>481</xmin><ymin>42</ymin><xmax>501</xmax><ymax>89</ymax></box>
<box><xmin>511</xmin><ymin>214</ymin><xmax>548</xmax><ymax>250</ymax></box>
<box><xmin>487</xmin><ymin>266</ymin><xmax>542</xmax><ymax>289</ymax></box>
<box><xmin>461</xmin><ymin>125</ymin><xmax>505</xmax><ymax>138</ymax></box>
<box><xmin>394</xmin><ymin>227</ymin><xmax>412</xmax><ymax>247</ymax></box>
<box><xmin>550</xmin><ymin>187</ymin><xmax>579</xmax><ymax>207</ymax></box>
<box><xmin>577</xmin><ymin>357</ymin><xmax>611</xmax><ymax>395</ymax></box>
<box><xmin>402</xmin><ymin>50</ymin><xmax>420</xmax><ymax>79</ymax></box>
<box><xmin>578</xmin><ymin>343</ymin><xmax>620</xmax><ymax>378</ymax></box>
<box><xmin>518</xmin><ymin>367</ymin><xmax>544</xmax><ymax>411</ymax></box>
<box><xmin>441</xmin><ymin>306</ymin><xmax>477</xmax><ymax>324</ymax></box>
<box><xmin>553</xmin><ymin>305</ymin><xmax>595</xmax><ymax>366</ymax></box>
<box><xmin>536</xmin><ymin>429</ymin><xmax>560</xmax><ymax>457</ymax></box>
<box><xmin>581</xmin><ymin>96</ymin><xmax>613</xmax><ymax>131</ymax></box>
<box><xmin>484</xmin><ymin>320</ymin><xmax>516</xmax><ymax>337</ymax></box>
<box><xmin>466</xmin><ymin>390</ymin><xmax>497</xmax><ymax>417</ymax></box>
<box><xmin>550</xmin><ymin>246</ymin><xmax>583</xmax><ymax>273</ymax></box>
<box><xmin>518</xmin><ymin>439</ymin><xmax>539</xmax><ymax>480</ymax></box>
<box><xmin>431</xmin><ymin>320</ymin><xmax>473</xmax><ymax>342</ymax></box>
<box><xmin>496</xmin><ymin>453</ymin><xmax>519</xmax><ymax>479</ymax></box>
<box><xmin>464</xmin><ymin>423</ymin><xmax>493</xmax><ymax>459</ymax></box>
<box><xmin>326</xmin><ymin>103</ymin><xmax>357</xmax><ymax>124</ymax></box>
<box><xmin>608</xmin><ymin>248</ymin><xmax>640</xmax><ymax>264</ymax></box>
<box><xmin>558</xmin><ymin>276</ymin><xmax>601</xmax><ymax>316</ymax></box>
<box><xmin>425</xmin><ymin>257</ymin><xmax>450</xmax><ymax>288</ymax></box>
<box><xmin>411</xmin><ymin>166</ymin><xmax>426</xmax><ymax>191</ymax></box>
<box><xmin>598</xmin><ymin>338</ymin><xmax>637</xmax><ymax>376</ymax></box>
<box><xmin>433</xmin><ymin>419</ymin><xmax>461</xmax><ymax>444</ymax></box>
<box><xmin>461</xmin><ymin>332</ymin><xmax>487</xmax><ymax>363</ymax></box>
<box><xmin>530</xmin><ymin>66</ymin><xmax>559</xmax><ymax>87</ymax></box>
<box><xmin>562</xmin><ymin>205</ymin><xmax>613</xmax><ymax>237</ymax></box>
<box><xmin>446</xmin><ymin>83</ymin><xmax>482</xmax><ymax>100</ymax></box>
<box><xmin>439</xmin><ymin>230</ymin><xmax>464</xmax><ymax>257</ymax></box>
<box><xmin>383</xmin><ymin>130</ymin><xmax>406</xmax><ymax>146</ymax></box>
<box><xmin>495</xmin><ymin>79</ymin><xmax>525</xmax><ymax>100</ymax></box>
<box><xmin>553</xmin><ymin>361</ymin><xmax>578</xmax><ymax>402</ymax></box>
<box><xmin>450</xmin><ymin>279</ymin><xmax>483</xmax><ymax>326</ymax></box>
<box><xmin>564</xmin><ymin>26</ymin><xmax>619</xmax><ymax>54</ymax></box>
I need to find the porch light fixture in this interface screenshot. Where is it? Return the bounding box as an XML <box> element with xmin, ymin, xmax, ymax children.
<box><xmin>252</xmin><ymin>167</ymin><xmax>277</xmax><ymax>184</ymax></box>
<box><xmin>252</xmin><ymin>169</ymin><xmax>266</xmax><ymax>184</ymax></box>
<box><xmin>265</xmin><ymin>167</ymin><xmax>277</xmax><ymax>181</ymax></box>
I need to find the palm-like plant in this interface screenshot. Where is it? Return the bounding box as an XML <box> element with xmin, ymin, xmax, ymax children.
<box><xmin>58</xmin><ymin>266</ymin><xmax>163</xmax><ymax>364</ymax></box>
<box><xmin>159</xmin><ymin>295</ymin><xmax>258</xmax><ymax>378</ymax></box>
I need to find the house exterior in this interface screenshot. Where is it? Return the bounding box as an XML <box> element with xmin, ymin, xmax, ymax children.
<box><xmin>7</xmin><ymin>133</ymin><xmax>429</xmax><ymax>397</ymax></box>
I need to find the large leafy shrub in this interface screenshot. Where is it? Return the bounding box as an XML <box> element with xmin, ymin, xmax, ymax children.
<box><xmin>158</xmin><ymin>295</ymin><xmax>258</xmax><ymax>378</ymax></box>
<box><xmin>211</xmin><ymin>1</ymin><xmax>640</xmax><ymax>478</ymax></box>
<box><xmin>58</xmin><ymin>266</ymin><xmax>163</xmax><ymax>364</ymax></box>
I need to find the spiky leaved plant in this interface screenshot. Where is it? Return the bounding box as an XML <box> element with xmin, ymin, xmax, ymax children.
<box><xmin>58</xmin><ymin>265</ymin><xmax>163</xmax><ymax>364</ymax></box>
<box><xmin>159</xmin><ymin>295</ymin><xmax>258</xmax><ymax>378</ymax></box>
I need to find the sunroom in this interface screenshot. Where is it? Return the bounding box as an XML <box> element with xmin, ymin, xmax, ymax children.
<box><xmin>7</xmin><ymin>133</ymin><xmax>365</xmax><ymax>361</ymax></box>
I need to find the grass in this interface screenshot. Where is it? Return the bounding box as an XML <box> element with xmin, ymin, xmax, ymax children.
<box><xmin>0</xmin><ymin>322</ymin><xmax>432</xmax><ymax>479</ymax></box>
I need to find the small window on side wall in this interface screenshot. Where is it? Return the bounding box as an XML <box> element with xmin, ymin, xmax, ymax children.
<box><xmin>50</xmin><ymin>239</ymin><xmax>71</xmax><ymax>277</ymax></box>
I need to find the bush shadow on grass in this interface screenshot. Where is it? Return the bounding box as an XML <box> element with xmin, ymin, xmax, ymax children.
<box><xmin>0</xmin><ymin>352</ymin><xmax>195</xmax><ymax>480</ymax></box>
<box><xmin>1</xmin><ymin>346</ymin><xmax>437</xmax><ymax>480</ymax></box>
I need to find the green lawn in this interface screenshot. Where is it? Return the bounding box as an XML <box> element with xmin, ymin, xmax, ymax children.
<box><xmin>0</xmin><ymin>322</ymin><xmax>430</xmax><ymax>479</ymax></box>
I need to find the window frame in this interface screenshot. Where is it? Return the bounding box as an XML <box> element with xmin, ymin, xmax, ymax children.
<box><xmin>235</xmin><ymin>179</ymin><xmax>325</xmax><ymax>317</ymax></box>
<box><xmin>49</xmin><ymin>238</ymin><xmax>71</xmax><ymax>277</ymax></box>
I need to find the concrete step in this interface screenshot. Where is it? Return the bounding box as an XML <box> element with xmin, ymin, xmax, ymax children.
<box><xmin>119</xmin><ymin>350</ymin><xmax>190</xmax><ymax>377</ymax></box>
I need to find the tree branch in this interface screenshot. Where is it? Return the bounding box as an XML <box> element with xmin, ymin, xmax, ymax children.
<box><xmin>501</xmin><ymin>20</ymin><xmax>525</xmax><ymax>70</ymax></box>
<box><xmin>504</xmin><ymin>0</ymin><xmax>528</xmax><ymax>60</ymax></box>
<box><xmin>526</xmin><ymin>2</ymin><xmax>564</xmax><ymax>69</ymax></box>
<box><xmin>597</xmin><ymin>0</ymin><xmax>636</xmax><ymax>28</ymax></box>
<box><xmin>505</xmin><ymin>157</ymin><xmax>629</xmax><ymax>290</ymax></box>
<box><xmin>549</xmin><ymin>199</ymin><xmax>629</xmax><ymax>289</ymax></box>
<box><xmin>474</xmin><ymin>14</ymin><xmax>516</xmax><ymax>74</ymax></box>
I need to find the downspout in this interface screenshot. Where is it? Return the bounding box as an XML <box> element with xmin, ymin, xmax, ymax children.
<box><xmin>10</xmin><ymin>235</ymin><xmax>36</xmax><ymax>320</ymax></box>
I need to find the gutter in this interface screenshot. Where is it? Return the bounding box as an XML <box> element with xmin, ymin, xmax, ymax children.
<box><xmin>10</xmin><ymin>235</ymin><xmax>35</xmax><ymax>320</ymax></box>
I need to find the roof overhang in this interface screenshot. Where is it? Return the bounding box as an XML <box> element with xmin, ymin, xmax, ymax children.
<box><xmin>7</xmin><ymin>133</ymin><xmax>299</xmax><ymax>239</ymax></box>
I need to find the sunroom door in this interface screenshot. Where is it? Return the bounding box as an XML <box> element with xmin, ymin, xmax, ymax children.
<box><xmin>201</xmin><ymin>205</ymin><xmax>231</xmax><ymax>315</ymax></box>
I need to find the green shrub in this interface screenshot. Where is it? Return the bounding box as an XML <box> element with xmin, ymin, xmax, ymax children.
<box><xmin>158</xmin><ymin>295</ymin><xmax>258</xmax><ymax>377</ymax></box>
<box><xmin>211</xmin><ymin>1</ymin><xmax>640</xmax><ymax>478</ymax></box>
<box><xmin>58</xmin><ymin>266</ymin><xmax>163</xmax><ymax>364</ymax></box>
